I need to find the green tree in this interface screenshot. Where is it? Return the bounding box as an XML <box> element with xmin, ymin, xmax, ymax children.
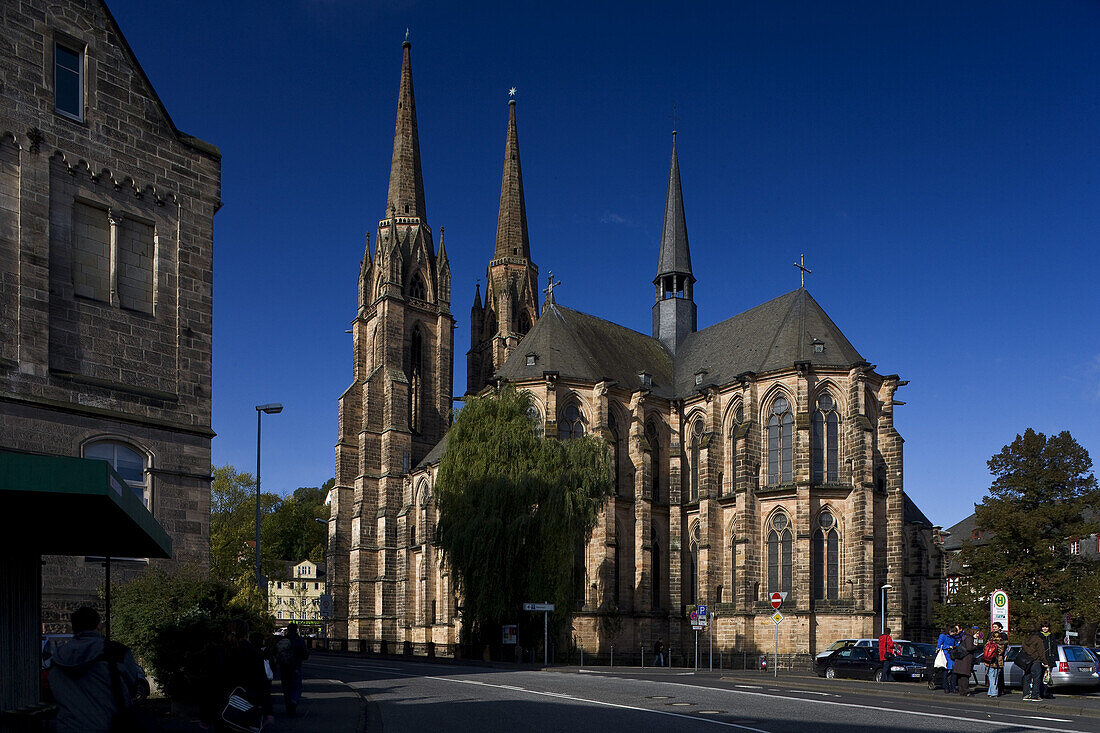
<box><xmin>209</xmin><ymin>465</ymin><xmax>283</xmax><ymax>588</ymax></box>
<box><xmin>937</xmin><ymin>429</ymin><xmax>1099</xmax><ymax>639</ymax></box>
<box><xmin>264</xmin><ymin>483</ymin><xmax>332</xmax><ymax>564</ymax></box>
<box><xmin>434</xmin><ymin>387</ymin><xmax>614</xmax><ymax>648</ymax></box>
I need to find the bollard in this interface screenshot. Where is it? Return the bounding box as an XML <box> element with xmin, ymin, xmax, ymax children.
<box><xmin>641</xmin><ymin>646</ymin><xmax>645</xmax><ymax>669</ymax></box>
<box><xmin>611</xmin><ymin>645</ymin><xmax>614</xmax><ymax>668</ymax></box>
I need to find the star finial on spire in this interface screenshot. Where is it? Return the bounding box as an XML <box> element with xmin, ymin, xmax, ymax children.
<box><xmin>509</xmin><ymin>86</ymin><xmax>517</xmax><ymax>98</ymax></box>
<box><xmin>405</xmin><ymin>27</ymin><xmax>409</xmax><ymax>41</ymax></box>
<box><xmin>794</xmin><ymin>253</ymin><xmax>812</xmax><ymax>288</ymax></box>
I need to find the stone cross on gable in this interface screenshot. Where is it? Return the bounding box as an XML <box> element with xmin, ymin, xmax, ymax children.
<box><xmin>793</xmin><ymin>253</ymin><xmax>812</xmax><ymax>288</ymax></box>
<box><xmin>543</xmin><ymin>272</ymin><xmax>561</xmax><ymax>305</ymax></box>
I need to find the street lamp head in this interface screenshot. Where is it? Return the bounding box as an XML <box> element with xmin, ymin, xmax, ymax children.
<box><xmin>314</xmin><ymin>517</ymin><xmax>328</xmax><ymax>526</ymax></box>
<box><xmin>881</xmin><ymin>584</ymin><xmax>893</xmax><ymax>590</ymax></box>
<box><xmin>256</xmin><ymin>403</ymin><xmax>284</xmax><ymax>414</ymax></box>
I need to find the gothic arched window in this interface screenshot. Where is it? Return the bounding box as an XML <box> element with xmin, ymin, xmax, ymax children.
<box><xmin>688</xmin><ymin>417</ymin><xmax>703</xmax><ymax>502</ymax></box>
<box><xmin>812</xmin><ymin>393</ymin><xmax>840</xmax><ymax>484</ymax></box>
<box><xmin>518</xmin><ymin>310</ymin><xmax>532</xmax><ymax>335</ymax></box>
<box><xmin>767</xmin><ymin>511</ymin><xmax>793</xmax><ymax>594</ymax></box>
<box><xmin>651</xmin><ymin>528</ymin><xmax>662</xmax><ymax>609</ymax></box>
<box><xmin>726</xmin><ymin>404</ymin><xmax>743</xmax><ymax>496</ymax></box>
<box><xmin>812</xmin><ymin>510</ymin><xmax>840</xmax><ymax>600</ymax></box>
<box><xmin>84</xmin><ymin>440</ymin><xmax>149</xmax><ymax>508</ymax></box>
<box><xmin>646</xmin><ymin>420</ymin><xmax>661</xmax><ymax>503</ymax></box>
<box><xmin>409</xmin><ymin>272</ymin><xmax>426</xmax><ymax>301</ymax></box>
<box><xmin>408</xmin><ymin>326</ymin><xmax>423</xmax><ymax>434</ymax></box>
<box><xmin>527</xmin><ymin>402</ymin><xmax>544</xmax><ymax>438</ymax></box>
<box><xmin>609</xmin><ymin>412</ymin><xmax>622</xmax><ymax>496</ymax></box>
<box><xmin>687</xmin><ymin>521</ymin><xmax>700</xmax><ymax>605</ymax></box>
<box><xmin>767</xmin><ymin>396</ymin><xmax>794</xmax><ymax>485</ymax></box>
<box><xmin>558</xmin><ymin>403</ymin><xmax>585</xmax><ymax>440</ymax></box>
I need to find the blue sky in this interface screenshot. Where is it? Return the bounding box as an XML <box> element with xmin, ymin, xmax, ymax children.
<box><xmin>107</xmin><ymin>0</ymin><xmax>1099</xmax><ymax>529</ymax></box>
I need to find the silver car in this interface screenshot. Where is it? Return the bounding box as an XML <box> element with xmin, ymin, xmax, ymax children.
<box><xmin>974</xmin><ymin>644</ymin><xmax>1100</xmax><ymax>690</ymax></box>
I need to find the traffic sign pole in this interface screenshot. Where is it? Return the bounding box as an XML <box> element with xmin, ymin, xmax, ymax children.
<box><xmin>774</xmin><ymin>619</ymin><xmax>778</xmax><ymax>679</ymax></box>
<box><xmin>695</xmin><ymin>629</ymin><xmax>699</xmax><ymax>672</ymax></box>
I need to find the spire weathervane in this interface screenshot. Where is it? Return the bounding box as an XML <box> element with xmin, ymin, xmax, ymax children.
<box><xmin>405</xmin><ymin>27</ymin><xmax>409</xmax><ymax>41</ymax></box>
<box><xmin>794</xmin><ymin>254</ymin><xmax>812</xmax><ymax>288</ymax></box>
<box><xmin>543</xmin><ymin>271</ymin><xmax>561</xmax><ymax>305</ymax></box>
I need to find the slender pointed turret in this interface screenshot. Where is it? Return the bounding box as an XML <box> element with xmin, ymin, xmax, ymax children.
<box><xmin>386</xmin><ymin>41</ymin><xmax>427</xmax><ymax>221</ymax></box>
<box><xmin>652</xmin><ymin>132</ymin><xmax>697</xmax><ymax>353</ymax></box>
<box><xmin>494</xmin><ymin>99</ymin><xmax>531</xmax><ymax>260</ymax></box>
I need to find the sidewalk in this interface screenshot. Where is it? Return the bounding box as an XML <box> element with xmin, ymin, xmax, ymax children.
<box><xmin>136</xmin><ymin>676</ymin><xmax>366</xmax><ymax>732</ymax></box>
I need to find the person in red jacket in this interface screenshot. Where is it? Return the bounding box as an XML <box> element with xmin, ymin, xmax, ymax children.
<box><xmin>878</xmin><ymin>628</ymin><xmax>897</xmax><ymax>682</ymax></box>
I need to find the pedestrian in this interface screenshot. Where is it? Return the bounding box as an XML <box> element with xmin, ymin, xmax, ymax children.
<box><xmin>986</xmin><ymin>622</ymin><xmax>1009</xmax><ymax>697</ymax></box>
<box><xmin>202</xmin><ymin>618</ymin><xmax>273</xmax><ymax>730</ymax></box>
<box><xmin>275</xmin><ymin>623</ymin><xmax>310</xmax><ymax>717</ymax></box>
<box><xmin>48</xmin><ymin>606</ymin><xmax>144</xmax><ymax>733</ymax></box>
<box><xmin>952</xmin><ymin>627</ymin><xmax>979</xmax><ymax>696</ymax></box>
<box><xmin>1039</xmin><ymin>620</ymin><xmax>1059</xmax><ymax>699</ymax></box>
<box><xmin>936</xmin><ymin>624</ymin><xmax>960</xmax><ymax>693</ymax></box>
<box><xmin>653</xmin><ymin>638</ymin><xmax>665</xmax><ymax>667</ymax></box>
<box><xmin>1020</xmin><ymin>625</ymin><xmax>1048</xmax><ymax>701</ymax></box>
<box><xmin>877</xmin><ymin>627</ymin><xmax>897</xmax><ymax>682</ymax></box>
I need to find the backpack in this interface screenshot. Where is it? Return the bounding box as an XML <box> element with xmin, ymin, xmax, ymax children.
<box><xmin>982</xmin><ymin>642</ymin><xmax>999</xmax><ymax>663</ymax></box>
<box><xmin>275</xmin><ymin>637</ymin><xmax>295</xmax><ymax>667</ymax></box>
<box><xmin>951</xmin><ymin>643</ymin><xmax>967</xmax><ymax>661</ymax></box>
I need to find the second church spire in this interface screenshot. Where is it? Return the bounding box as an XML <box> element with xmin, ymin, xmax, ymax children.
<box><xmin>385</xmin><ymin>41</ymin><xmax>427</xmax><ymax>221</ymax></box>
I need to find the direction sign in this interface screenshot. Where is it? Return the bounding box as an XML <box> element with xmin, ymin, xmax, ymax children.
<box><xmin>523</xmin><ymin>602</ymin><xmax>555</xmax><ymax>612</ymax></box>
<box><xmin>770</xmin><ymin>592</ymin><xmax>783</xmax><ymax>609</ymax></box>
<box><xmin>771</xmin><ymin>611</ymin><xmax>784</xmax><ymax>625</ymax></box>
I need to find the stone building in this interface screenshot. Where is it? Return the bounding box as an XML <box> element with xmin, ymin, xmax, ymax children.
<box><xmin>328</xmin><ymin>41</ymin><xmax>942</xmax><ymax>656</ymax></box>
<box><xmin>0</xmin><ymin>0</ymin><xmax>220</xmax><ymax>639</ymax></box>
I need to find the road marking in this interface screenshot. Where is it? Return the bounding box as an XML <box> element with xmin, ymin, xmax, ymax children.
<box><xmin>655</xmin><ymin>680</ymin><xmax>1091</xmax><ymax>733</ymax></box>
<box><xmin>788</xmin><ymin>690</ymin><xmax>837</xmax><ymax>697</ymax></box>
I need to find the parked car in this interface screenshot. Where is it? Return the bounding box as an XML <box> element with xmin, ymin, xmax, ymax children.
<box><xmin>815</xmin><ymin>637</ymin><xmax>913</xmax><ymax>662</ymax></box>
<box><xmin>973</xmin><ymin>644</ymin><xmax>1100</xmax><ymax>690</ymax></box>
<box><xmin>815</xmin><ymin>644</ymin><xmax>927</xmax><ymax>682</ymax></box>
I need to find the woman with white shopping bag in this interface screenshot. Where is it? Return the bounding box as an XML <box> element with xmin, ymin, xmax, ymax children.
<box><xmin>935</xmin><ymin>624</ymin><xmax>961</xmax><ymax>693</ymax></box>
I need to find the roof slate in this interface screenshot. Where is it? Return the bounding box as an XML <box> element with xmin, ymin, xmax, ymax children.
<box><xmin>655</xmin><ymin>136</ymin><xmax>693</xmax><ymax>279</ymax></box>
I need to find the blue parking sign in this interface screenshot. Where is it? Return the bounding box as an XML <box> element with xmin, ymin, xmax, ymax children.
<box><xmin>698</xmin><ymin>604</ymin><xmax>707</xmax><ymax>617</ymax></box>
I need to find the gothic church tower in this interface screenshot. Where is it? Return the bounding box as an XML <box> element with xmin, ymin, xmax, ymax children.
<box><xmin>467</xmin><ymin>98</ymin><xmax>539</xmax><ymax>394</ymax></box>
<box><xmin>330</xmin><ymin>41</ymin><xmax>454</xmax><ymax>641</ymax></box>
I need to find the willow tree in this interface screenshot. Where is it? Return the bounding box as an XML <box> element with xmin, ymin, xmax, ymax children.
<box><xmin>434</xmin><ymin>387</ymin><xmax>613</xmax><ymax>647</ymax></box>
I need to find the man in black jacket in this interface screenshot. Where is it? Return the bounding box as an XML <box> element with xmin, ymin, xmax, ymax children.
<box><xmin>1039</xmin><ymin>621</ymin><xmax>1059</xmax><ymax>699</ymax></box>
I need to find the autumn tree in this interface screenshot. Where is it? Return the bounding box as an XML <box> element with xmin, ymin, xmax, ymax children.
<box><xmin>434</xmin><ymin>387</ymin><xmax>613</xmax><ymax>649</ymax></box>
<box><xmin>938</xmin><ymin>429</ymin><xmax>1099</xmax><ymax>639</ymax></box>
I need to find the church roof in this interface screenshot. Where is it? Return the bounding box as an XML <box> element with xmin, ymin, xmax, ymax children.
<box><xmin>496</xmin><ymin>303</ymin><xmax>675</xmax><ymax>397</ymax></box>
<box><xmin>654</xmin><ymin>134</ymin><xmax>693</xmax><ymax>281</ymax></box>
<box><xmin>903</xmin><ymin>492</ymin><xmax>934</xmax><ymax>528</ymax></box>
<box><xmin>674</xmin><ymin>288</ymin><xmax>864</xmax><ymax>392</ymax></box>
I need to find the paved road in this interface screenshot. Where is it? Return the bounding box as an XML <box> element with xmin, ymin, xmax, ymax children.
<box><xmin>305</xmin><ymin>654</ymin><xmax>1100</xmax><ymax>733</ymax></box>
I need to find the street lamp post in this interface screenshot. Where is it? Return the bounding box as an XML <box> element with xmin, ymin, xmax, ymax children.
<box><xmin>315</xmin><ymin>516</ymin><xmax>329</xmax><ymax>639</ymax></box>
<box><xmin>255</xmin><ymin>403</ymin><xmax>283</xmax><ymax>596</ymax></box>
<box><xmin>880</xmin><ymin>583</ymin><xmax>893</xmax><ymax>635</ymax></box>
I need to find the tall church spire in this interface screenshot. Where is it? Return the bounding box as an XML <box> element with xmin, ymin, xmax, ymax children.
<box><xmin>494</xmin><ymin>99</ymin><xmax>530</xmax><ymax>260</ymax></box>
<box><xmin>652</xmin><ymin>132</ymin><xmax>697</xmax><ymax>353</ymax></box>
<box><xmin>385</xmin><ymin>41</ymin><xmax>427</xmax><ymax>221</ymax></box>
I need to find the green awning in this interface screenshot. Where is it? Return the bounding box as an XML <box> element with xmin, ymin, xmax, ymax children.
<box><xmin>0</xmin><ymin>451</ymin><xmax>172</xmax><ymax>558</ymax></box>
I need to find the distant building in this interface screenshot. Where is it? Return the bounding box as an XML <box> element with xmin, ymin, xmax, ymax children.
<box><xmin>270</xmin><ymin>560</ymin><xmax>325</xmax><ymax>627</ymax></box>
<box><xmin>0</xmin><ymin>0</ymin><xmax>220</xmax><ymax>649</ymax></box>
<box><xmin>328</xmin><ymin>40</ymin><xmax>944</xmax><ymax>657</ymax></box>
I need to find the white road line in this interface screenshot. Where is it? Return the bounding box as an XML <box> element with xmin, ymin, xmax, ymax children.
<box><xmin>655</xmin><ymin>680</ymin><xmax>1091</xmax><ymax>733</ymax></box>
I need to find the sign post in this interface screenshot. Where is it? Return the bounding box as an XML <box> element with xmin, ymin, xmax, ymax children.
<box><xmin>524</xmin><ymin>602</ymin><xmax>555</xmax><ymax>666</ymax></box>
<box><xmin>769</xmin><ymin>592</ymin><xmax>786</xmax><ymax>679</ymax></box>
<box><xmin>990</xmin><ymin>590</ymin><xmax>1009</xmax><ymax>634</ymax></box>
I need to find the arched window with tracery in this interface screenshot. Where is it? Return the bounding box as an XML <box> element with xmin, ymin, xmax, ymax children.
<box><xmin>766</xmin><ymin>511</ymin><xmax>793</xmax><ymax>593</ymax></box>
<box><xmin>812</xmin><ymin>510</ymin><xmax>840</xmax><ymax>600</ymax></box>
<box><xmin>408</xmin><ymin>272</ymin><xmax>426</xmax><ymax>300</ymax></box>
<box><xmin>767</xmin><ymin>396</ymin><xmax>794</xmax><ymax>485</ymax></box>
<box><xmin>726</xmin><ymin>404</ymin><xmax>743</xmax><ymax>495</ymax></box>
<box><xmin>609</xmin><ymin>412</ymin><xmax>622</xmax><ymax>495</ymax></box>
<box><xmin>527</xmin><ymin>402</ymin><xmax>544</xmax><ymax>438</ymax></box>
<box><xmin>408</xmin><ymin>326</ymin><xmax>423</xmax><ymax>434</ymax></box>
<box><xmin>651</xmin><ymin>527</ymin><xmax>662</xmax><ymax>609</ymax></box>
<box><xmin>812</xmin><ymin>393</ymin><xmax>840</xmax><ymax>484</ymax></box>
<box><xmin>687</xmin><ymin>521</ymin><xmax>700</xmax><ymax>604</ymax></box>
<box><xmin>84</xmin><ymin>440</ymin><xmax>150</xmax><ymax>508</ymax></box>
<box><xmin>688</xmin><ymin>417</ymin><xmax>703</xmax><ymax>502</ymax></box>
<box><xmin>558</xmin><ymin>403</ymin><xmax>585</xmax><ymax>440</ymax></box>
<box><xmin>518</xmin><ymin>310</ymin><xmax>532</xmax><ymax>335</ymax></box>
<box><xmin>646</xmin><ymin>420</ymin><xmax>661</xmax><ymax>502</ymax></box>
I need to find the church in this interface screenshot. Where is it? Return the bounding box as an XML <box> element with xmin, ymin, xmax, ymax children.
<box><xmin>327</xmin><ymin>41</ymin><xmax>943</xmax><ymax>658</ymax></box>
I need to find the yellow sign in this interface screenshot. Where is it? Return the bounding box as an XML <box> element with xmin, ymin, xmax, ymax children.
<box><xmin>771</xmin><ymin>611</ymin><xmax>784</xmax><ymax>625</ymax></box>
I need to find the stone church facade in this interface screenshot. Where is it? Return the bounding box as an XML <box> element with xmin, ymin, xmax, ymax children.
<box><xmin>0</xmin><ymin>0</ymin><xmax>220</xmax><ymax>630</ymax></box>
<box><xmin>329</xmin><ymin>42</ymin><xmax>942</xmax><ymax>655</ymax></box>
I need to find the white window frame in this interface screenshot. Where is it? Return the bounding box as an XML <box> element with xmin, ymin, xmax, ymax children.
<box><xmin>54</xmin><ymin>40</ymin><xmax>84</xmax><ymax>122</ymax></box>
